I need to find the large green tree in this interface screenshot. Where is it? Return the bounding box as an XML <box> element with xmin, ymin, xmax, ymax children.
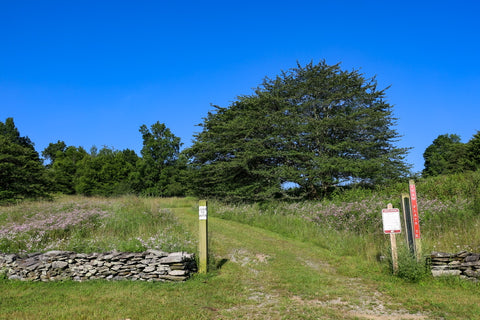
<box><xmin>186</xmin><ymin>61</ymin><xmax>410</xmax><ymax>201</ymax></box>
<box><xmin>0</xmin><ymin>118</ymin><xmax>50</xmax><ymax>202</ymax></box>
<box><xmin>422</xmin><ymin>134</ymin><xmax>467</xmax><ymax>177</ymax></box>
<box><xmin>137</xmin><ymin>122</ymin><xmax>185</xmax><ymax>196</ymax></box>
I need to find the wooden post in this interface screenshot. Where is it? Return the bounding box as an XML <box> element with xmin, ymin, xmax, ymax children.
<box><xmin>382</xmin><ymin>203</ymin><xmax>400</xmax><ymax>274</ymax></box>
<box><xmin>390</xmin><ymin>233</ymin><xmax>398</xmax><ymax>274</ymax></box>
<box><xmin>198</xmin><ymin>200</ymin><xmax>208</xmax><ymax>273</ymax></box>
<box><xmin>385</xmin><ymin>203</ymin><xmax>399</xmax><ymax>274</ymax></box>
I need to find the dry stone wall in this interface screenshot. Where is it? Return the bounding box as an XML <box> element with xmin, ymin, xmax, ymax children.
<box><xmin>429</xmin><ymin>251</ymin><xmax>480</xmax><ymax>281</ymax></box>
<box><xmin>0</xmin><ymin>250</ymin><xmax>196</xmax><ymax>282</ymax></box>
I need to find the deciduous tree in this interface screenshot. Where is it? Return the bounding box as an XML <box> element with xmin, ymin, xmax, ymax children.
<box><xmin>137</xmin><ymin>122</ymin><xmax>185</xmax><ymax>196</ymax></box>
<box><xmin>423</xmin><ymin>134</ymin><xmax>467</xmax><ymax>177</ymax></box>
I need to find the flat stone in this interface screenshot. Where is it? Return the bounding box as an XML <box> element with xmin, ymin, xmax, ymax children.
<box><xmin>460</xmin><ymin>262</ymin><xmax>480</xmax><ymax>268</ymax></box>
<box><xmin>160</xmin><ymin>252</ymin><xmax>186</xmax><ymax>264</ymax></box>
<box><xmin>431</xmin><ymin>252</ymin><xmax>454</xmax><ymax>258</ymax></box>
<box><xmin>146</xmin><ymin>249</ymin><xmax>167</xmax><ymax>257</ymax></box>
<box><xmin>169</xmin><ymin>270</ymin><xmax>187</xmax><ymax>276</ymax></box>
<box><xmin>24</xmin><ymin>262</ymin><xmax>41</xmax><ymax>271</ymax></box>
<box><xmin>3</xmin><ymin>254</ymin><xmax>17</xmax><ymax>264</ymax></box>
<box><xmin>159</xmin><ymin>275</ymin><xmax>188</xmax><ymax>281</ymax></box>
<box><xmin>464</xmin><ymin>269</ymin><xmax>480</xmax><ymax>278</ymax></box>
<box><xmin>144</xmin><ymin>266</ymin><xmax>156</xmax><ymax>272</ymax></box>
<box><xmin>465</xmin><ymin>254</ymin><xmax>480</xmax><ymax>263</ymax></box>
<box><xmin>432</xmin><ymin>269</ymin><xmax>462</xmax><ymax>277</ymax></box>
<box><xmin>44</xmin><ymin>251</ymin><xmax>68</xmax><ymax>256</ymax></box>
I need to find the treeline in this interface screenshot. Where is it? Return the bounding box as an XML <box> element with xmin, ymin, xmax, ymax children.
<box><xmin>1</xmin><ymin>119</ymin><xmax>188</xmax><ymax>202</ymax></box>
<box><xmin>1</xmin><ymin>61</ymin><xmax>479</xmax><ymax>203</ymax></box>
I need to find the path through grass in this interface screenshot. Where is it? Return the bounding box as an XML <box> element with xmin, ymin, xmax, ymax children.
<box><xmin>2</xmin><ymin>197</ymin><xmax>480</xmax><ymax>319</ymax></box>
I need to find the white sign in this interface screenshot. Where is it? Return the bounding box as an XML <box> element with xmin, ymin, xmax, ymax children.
<box><xmin>382</xmin><ymin>208</ymin><xmax>401</xmax><ymax>234</ymax></box>
<box><xmin>199</xmin><ymin>206</ymin><xmax>207</xmax><ymax>220</ymax></box>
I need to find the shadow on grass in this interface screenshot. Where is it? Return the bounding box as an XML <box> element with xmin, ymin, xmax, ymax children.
<box><xmin>216</xmin><ymin>258</ymin><xmax>229</xmax><ymax>269</ymax></box>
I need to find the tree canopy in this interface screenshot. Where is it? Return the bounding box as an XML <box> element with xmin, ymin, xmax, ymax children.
<box><xmin>135</xmin><ymin>121</ymin><xmax>184</xmax><ymax>196</ymax></box>
<box><xmin>0</xmin><ymin>118</ymin><xmax>50</xmax><ymax>202</ymax></box>
<box><xmin>465</xmin><ymin>131</ymin><xmax>480</xmax><ymax>171</ymax></box>
<box><xmin>423</xmin><ymin>131</ymin><xmax>480</xmax><ymax>177</ymax></box>
<box><xmin>186</xmin><ymin>61</ymin><xmax>411</xmax><ymax>201</ymax></box>
<box><xmin>422</xmin><ymin>134</ymin><xmax>466</xmax><ymax>177</ymax></box>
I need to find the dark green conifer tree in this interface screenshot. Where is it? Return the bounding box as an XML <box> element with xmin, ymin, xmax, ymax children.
<box><xmin>0</xmin><ymin>118</ymin><xmax>50</xmax><ymax>202</ymax></box>
<box><xmin>187</xmin><ymin>61</ymin><xmax>410</xmax><ymax>201</ymax></box>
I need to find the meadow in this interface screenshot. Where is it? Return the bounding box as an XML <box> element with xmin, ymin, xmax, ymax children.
<box><xmin>1</xmin><ymin>171</ymin><xmax>480</xmax><ymax>319</ymax></box>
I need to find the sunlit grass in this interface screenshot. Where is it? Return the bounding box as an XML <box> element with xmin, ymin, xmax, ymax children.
<box><xmin>0</xmin><ymin>195</ymin><xmax>197</xmax><ymax>254</ymax></box>
<box><xmin>2</xmin><ymin>189</ymin><xmax>480</xmax><ymax>319</ymax></box>
<box><xmin>209</xmin><ymin>173</ymin><xmax>480</xmax><ymax>280</ymax></box>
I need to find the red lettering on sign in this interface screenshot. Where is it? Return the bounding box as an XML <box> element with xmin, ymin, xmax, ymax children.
<box><xmin>409</xmin><ymin>182</ymin><xmax>421</xmax><ymax>239</ymax></box>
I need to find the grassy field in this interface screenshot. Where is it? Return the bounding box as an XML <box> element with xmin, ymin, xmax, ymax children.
<box><xmin>1</xmin><ymin>172</ymin><xmax>480</xmax><ymax>319</ymax></box>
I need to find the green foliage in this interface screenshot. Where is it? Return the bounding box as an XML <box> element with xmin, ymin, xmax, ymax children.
<box><xmin>187</xmin><ymin>61</ymin><xmax>411</xmax><ymax>201</ymax></box>
<box><xmin>423</xmin><ymin>134</ymin><xmax>467</xmax><ymax>177</ymax></box>
<box><xmin>138</xmin><ymin>122</ymin><xmax>186</xmax><ymax>197</ymax></box>
<box><xmin>416</xmin><ymin>170</ymin><xmax>480</xmax><ymax>201</ymax></box>
<box><xmin>41</xmin><ymin>140</ymin><xmax>67</xmax><ymax>167</ymax></box>
<box><xmin>48</xmin><ymin>145</ymin><xmax>88</xmax><ymax>194</ymax></box>
<box><xmin>392</xmin><ymin>247</ymin><xmax>429</xmax><ymax>282</ymax></box>
<box><xmin>465</xmin><ymin>130</ymin><xmax>480</xmax><ymax>171</ymax></box>
<box><xmin>0</xmin><ymin>118</ymin><xmax>50</xmax><ymax>203</ymax></box>
<box><xmin>75</xmin><ymin>147</ymin><xmax>139</xmax><ymax>196</ymax></box>
<box><xmin>39</xmin><ymin>122</ymin><xmax>187</xmax><ymax>198</ymax></box>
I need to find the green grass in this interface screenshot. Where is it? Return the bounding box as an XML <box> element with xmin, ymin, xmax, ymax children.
<box><xmin>2</xmin><ymin>171</ymin><xmax>480</xmax><ymax>319</ymax></box>
<box><xmin>0</xmin><ymin>195</ymin><xmax>196</xmax><ymax>254</ymax></box>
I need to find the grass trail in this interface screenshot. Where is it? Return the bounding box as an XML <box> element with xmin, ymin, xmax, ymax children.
<box><xmin>2</xmin><ymin>199</ymin><xmax>480</xmax><ymax>319</ymax></box>
<box><xmin>172</xmin><ymin>206</ymin><xmax>430</xmax><ymax>319</ymax></box>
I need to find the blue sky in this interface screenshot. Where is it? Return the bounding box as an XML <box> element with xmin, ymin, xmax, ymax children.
<box><xmin>1</xmin><ymin>0</ymin><xmax>479</xmax><ymax>173</ymax></box>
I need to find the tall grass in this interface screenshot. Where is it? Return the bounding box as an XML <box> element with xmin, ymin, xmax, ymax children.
<box><xmin>0</xmin><ymin>196</ymin><xmax>197</xmax><ymax>254</ymax></box>
<box><xmin>210</xmin><ymin>170</ymin><xmax>480</xmax><ymax>278</ymax></box>
<box><xmin>1</xmin><ymin>170</ymin><xmax>479</xmax><ymax>279</ymax></box>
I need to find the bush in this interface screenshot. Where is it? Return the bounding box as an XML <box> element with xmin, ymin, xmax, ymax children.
<box><xmin>390</xmin><ymin>247</ymin><xmax>429</xmax><ymax>282</ymax></box>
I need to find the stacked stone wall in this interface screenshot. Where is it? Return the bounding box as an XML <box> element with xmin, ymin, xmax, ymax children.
<box><xmin>429</xmin><ymin>251</ymin><xmax>480</xmax><ymax>281</ymax></box>
<box><xmin>0</xmin><ymin>250</ymin><xmax>196</xmax><ymax>282</ymax></box>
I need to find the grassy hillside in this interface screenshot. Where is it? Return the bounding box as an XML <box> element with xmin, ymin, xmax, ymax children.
<box><xmin>210</xmin><ymin>171</ymin><xmax>480</xmax><ymax>261</ymax></box>
<box><xmin>1</xmin><ymin>171</ymin><xmax>480</xmax><ymax>319</ymax></box>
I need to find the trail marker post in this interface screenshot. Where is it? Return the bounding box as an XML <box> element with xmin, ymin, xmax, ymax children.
<box><xmin>401</xmin><ymin>193</ymin><xmax>415</xmax><ymax>256</ymax></box>
<box><xmin>198</xmin><ymin>200</ymin><xmax>208</xmax><ymax>273</ymax></box>
<box><xmin>409</xmin><ymin>180</ymin><xmax>422</xmax><ymax>261</ymax></box>
<box><xmin>382</xmin><ymin>203</ymin><xmax>401</xmax><ymax>274</ymax></box>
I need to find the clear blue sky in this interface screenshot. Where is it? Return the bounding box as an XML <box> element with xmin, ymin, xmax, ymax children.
<box><xmin>1</xmin><ymin>0</ymin><xmax>479</xmax><ymax>173</ymax></box>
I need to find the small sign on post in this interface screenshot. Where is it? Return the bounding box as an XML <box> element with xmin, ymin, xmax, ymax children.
<box><xmin>382</xmin><ymin>205</ymin><xmax>402</xmax><ymax>234</ymax></box>
<box><xmin>198</xmin><ymin>200</ymin><xmax>208</xmax><ymax>273</ymax></box>
<box><xmin>382</xmin><ymin>203</ymin><xmax>400</xmax><ymax>274</ymax></box>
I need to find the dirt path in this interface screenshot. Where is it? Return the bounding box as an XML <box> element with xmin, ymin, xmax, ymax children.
<box><xmin>174</xmin><ymin>207</ymin><xmax>430</xmax><ymax>319</ymax></box>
